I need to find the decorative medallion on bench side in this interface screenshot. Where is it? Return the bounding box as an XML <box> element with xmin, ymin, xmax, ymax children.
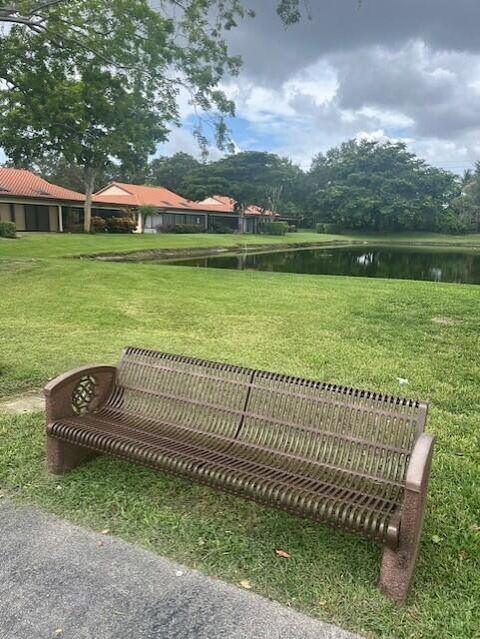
<box><xmin>72</xmin><ymin>374</ymin><xmax>98</xmax><ymax>415</ymax></box>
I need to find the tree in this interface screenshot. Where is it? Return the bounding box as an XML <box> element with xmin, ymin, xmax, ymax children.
<box><xmin>20</xmin><ymin>155</ymin><xmax>113</xmax><ymax>193</ymax></box>
<box><xmin>0</xmin><ymin>2</ymin><xmax>306</xmax><ymax>46</ymax></box>
<box><xmin>148</xmin><ymin>153</ymin><xmax>201</xmax><ymax>196</ymax></box>
<box><xmin>451</xmin><ymin>162</ymin><xmax>480</xmax><ymax>232</ymax></box>
<box><xmin>0</xmin><ymin>47</ymin><xmax>168</xmax><ymax>230</ymax></box>
<box><xmin>308</xmin><ymin>139</ymin><xmax>460</xmax><ymax>232</ymax></box>
<box><xmin>0</xmin><ymin>1</ymin><xmax>303</xmax><ymax>231</ymax></box>
<box><xmin>183</xmin><ymin>151</ymin><xmax>306</xmax><ymax>215</ymax></box>
<box><xmin>28</xmin><ymin>154</ymin><xmax>150</xmax><ymax>193</ymax></box>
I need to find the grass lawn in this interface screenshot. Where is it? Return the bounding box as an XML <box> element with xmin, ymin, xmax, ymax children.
<box><xmin>1</xmin><ymin>233</ymin><xmax>479</xmax><ymax>638</ymax></box>
<box><xmin>0</xmin><ymin>230</ymin><xmax>334</xmax><ymax>259</ymax></box>
<box><xmin>1</xmin><ymin>229</ymin><xmax>480</xmax><ymax>259</ymax></box>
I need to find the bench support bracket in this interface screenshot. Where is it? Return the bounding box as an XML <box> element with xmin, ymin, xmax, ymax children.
<box><xmin>379</xmin><ymin>433</ymin><xmax>434</xmax><ymax>606</ymax></box>
<box><xmin>46</xmin><ymin>436</ymin><xmax>98</xmax><ymax>475</ymax></box>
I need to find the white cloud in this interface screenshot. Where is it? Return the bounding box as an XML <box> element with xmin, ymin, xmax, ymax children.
<box><xmin>356</xmin><ymin>107</ymin><xmax>414</xmax><ymax>129</ymax></box>
<box><xmin>284</xmin><ymin>60</ymin><xmax>338</xmax><ymax>107</ymax></box>
<box><xmin>157</xmin><ymin>10</ymin><xmax>480</xmax><ymax>175</ymax></box>
<box><xmin>154</xmin><ymin>127</ymin><xmax>225</xmax><ymax>161</ymax></box>
<box><xmin>222</xmin><ymin>81</ymin><xmax>298</xmax><ymax>125</ymax></box>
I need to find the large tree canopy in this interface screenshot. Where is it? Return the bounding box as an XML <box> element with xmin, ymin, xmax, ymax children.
<box><xmin>22</xmin><ymin>154</ymin><xmax>149</xmax><ymax>193</ymax></box>
<box><xmin>0</xmin><ymin>0</ymin><xmax>304</xmax><ymax>230</ymax></box>
<box><xmin>180</xmin><ymin>151</ymin><xmax>306</xmax><ymax>214</ymax></box>
<box><xmin>0</xmin><ymin>1</ymin><xmax>306</xmax><ymax>33</ymax></box>
<box><xmin>451</xmin><ymin>163</ymin><xmax>480</xmax><ymax>232</ymax></box>
<box><xmin>148</xmin><ymin>153</ymin><xmax>202</xmax><ymax>195</ymax></box>
<box><xmin>28</xmin><ymin>142</ymin><xmax>470</xmax><ymax>233</ymax></box>
<box><xmin>309</xmin><ymin>140</ymin><xmax>460</xmax><ymax>232</ymax></box>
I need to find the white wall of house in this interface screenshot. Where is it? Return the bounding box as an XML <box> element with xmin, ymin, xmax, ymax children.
<box><xmin>0</xmin><ymin>203</ymin><xmax>11</xmax><ymax>222</ymax></box>
<box><xmin>200</xmin><ymin>197</ymin><xmax>223</xmax><ymax>205</ymax></box>
<box><xmin>99</xmin><ymin>185</ymin><xmax>131</xmax><ymax>196</ymax></box>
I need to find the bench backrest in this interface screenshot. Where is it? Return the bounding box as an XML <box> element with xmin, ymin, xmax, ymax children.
<box><xmin>113</xmin><ymin>347</ymin><xmax>255</xmax><ymax>441</ymax></box>
<box><xmin>110</xmin><ymin>347</ymin><xmax>428</xmax><ymax>485</ymax></box>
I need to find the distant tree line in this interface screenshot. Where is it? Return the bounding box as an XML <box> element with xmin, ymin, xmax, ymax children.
<box><xmin>26</xmin><ymin>141</ymin><xmax>480</xmax><ymax>233</ymax></box>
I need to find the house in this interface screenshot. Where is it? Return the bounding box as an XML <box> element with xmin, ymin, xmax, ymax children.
<box><xmin>0</xmin><ymin>168</ymin><xmax>284</xmax><ymax>234</ymax></box>
<box><xmin>92</xmin><ymin>183</ymin><xmax>278</xmax><ymax>233</ymax></box>
<box><xmin>92</xmin><ymin>182</ymin><xmax>205</xmax><ymax>232</ymax></box>
<box><xmin>0</xmin><ymin>168</ymin><xmax>85</xmax><ymax>232</ymax></box>
<box><xmin>193</xmin><ymin>195</ymin><xmax>277</xmax><ymax>233</ymax></box>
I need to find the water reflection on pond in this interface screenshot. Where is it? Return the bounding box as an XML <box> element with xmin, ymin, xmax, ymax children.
<box><xmin>165</xmin><ymin>245</ymin><xmax>480</xmax><ymax>284</ymax></box>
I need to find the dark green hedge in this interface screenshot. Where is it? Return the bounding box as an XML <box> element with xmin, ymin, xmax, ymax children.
<box><xmin>258</xmin><ymin>221</ymin><xmax>289</xmax><ymax>236</ymax></box>
<box><xmin>316</xmin><ymin>222</ymin><xmax>339</xmax><ymax>234</ymax></box>
<box><xmin>0</xmin><ymin>221</ymin><xmax>16</xmax><ymax>238</ymax></box>
<box><xmin>158</xmin><ymin>224</ymin><xmax>205</xmax><ymax>234</ymax></box>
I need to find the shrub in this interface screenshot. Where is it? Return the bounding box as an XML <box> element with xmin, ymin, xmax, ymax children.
<box><xmin>324</xmin><ymin>222</ymin><xmax>340</xmax><ymax>234</ymax></box>
<box><xmin>91</xmin><ymin>216</ymin><xmax>107</xmax><ymax>232</ymax></box>
<box><xmin>207</xmin><ymin>221</ymin><xmax>235</xmax><ymax>234</ymax></box>
<box><xmin>258</xmin><ymin>221</ymin><xmax>289</xmax><ymax>236</ymax></box>
<box><xmin>435</xmin><ymin>212</ymin><xmax>470</xmax><ymax>234</ymax></box>
<box><xmin>106</xmin><ymin>216</ymin><xmax>137</xmax><ymax>233</ymax></box>
<box><xmin>157</xmin><ymin>224</ymin><xmax>204</xmax><ymax>234</ymax></box>
<box><xmin>316</xmin><ymin>222</ymin><xmax>339</xmax><ymax>234</ymax></box>
<box><xmin>0</xmin><ymin>221</ymin><xmax>16</xmax><ymax>238</ymax></box>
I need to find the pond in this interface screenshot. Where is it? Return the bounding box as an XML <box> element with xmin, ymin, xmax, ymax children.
<box><xmin>164</xmin><ymin>245</ymin><xmax>480</xmax><ymax>284</ymax></box>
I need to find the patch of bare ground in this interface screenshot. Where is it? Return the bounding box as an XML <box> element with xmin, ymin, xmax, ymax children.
<box><xmin>0</xmin><ymin>391</ymin><xmax>44</xmax><ymax>414</ymax></box>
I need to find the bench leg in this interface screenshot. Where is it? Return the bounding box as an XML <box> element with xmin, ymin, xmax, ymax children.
<box><xmin>379</xmin><ymin>545</ymin><xmax>417</xmax><ymax>606</ymax></box>
<box><xmin>379</xmin><ymin>490</ymin><xmax>427</xmax><ymax>606</ymax></box>
<box><xmin>46</xmin><ymin>436</ymin><xmax>98</xmax><ymax>475</ymax></box>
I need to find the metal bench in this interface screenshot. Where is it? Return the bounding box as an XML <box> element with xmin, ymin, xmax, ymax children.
<box><xmin>44</xmin><ymin>346</ymin><xmax>435</xmax><ymax>605</ymax></box>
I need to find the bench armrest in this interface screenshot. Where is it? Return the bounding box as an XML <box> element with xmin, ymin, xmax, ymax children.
<box><xmin>44</xmin><ymin>365</ymin><xmax>116</xmax><ymax>422</ymax></box>
<box><xmin>405</xmin><ymin>433</ymin><xmax>435</xmax><ymax>493</ymax></box>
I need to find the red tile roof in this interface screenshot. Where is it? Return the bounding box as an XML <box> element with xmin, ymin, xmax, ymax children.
<box><xmin>212</xmin><ymin>195</ymin><xmax>236</xmax><ymax>208</ymax></box>
<box><xmin>190</xmin><ymin>195</ymin><xmax>237</xmax><ymax>213</ymax></box>
<box><xmin>245</xmin><ymin>204</ymin><xmax>277</xmax><ymax>217</ymax></box>
<box><xmin>0</xmin><ymin>171</ymin><xmax>282</xmax><ymax>219</ymax></box>
<box><xmin>93</xmin><ymin>183</ymin><xmax>278</xmax><ymax>217</ymax></box>
<box><xmin>93</xmin><ymin>182</ymin><xmax>193</xmax><ymax>208</ymax></box>
<box><xmin>193</xmin><ymin>195</ymin><xmax>276</xmax><ymax>217</ymax></box>
<box><xmin>0</xmin><ymin>168</ymin><xmax>85</xmax><ymax>201</ymax></box>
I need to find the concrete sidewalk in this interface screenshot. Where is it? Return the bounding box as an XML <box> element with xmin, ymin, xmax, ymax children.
<box><xmin>0</xmin><ymin>500</ymin><xmax>362</xmax><ymax>639</ymax></box>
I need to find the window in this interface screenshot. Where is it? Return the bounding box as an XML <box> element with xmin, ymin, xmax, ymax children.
<box><xmin>24</xmin><ymin>204</ymin><xmax>51</xmax><ymax>231</ymax></box>
<box><xmin>162</xmin><ymin>213</ymin><xmax>204</xmax><ymax>226</ymax></box>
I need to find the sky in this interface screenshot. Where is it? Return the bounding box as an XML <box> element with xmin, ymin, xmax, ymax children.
<box><xmin>2</xmin><ymin>1</ymin><xmax>480</xmax><ymax>174</ymax></box>
<box><xmin>161</xmin><ymin>0</ymin><xmax>480</xmax><ymax>173</ymax></box>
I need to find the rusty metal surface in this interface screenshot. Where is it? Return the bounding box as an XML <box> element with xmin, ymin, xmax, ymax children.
<box><xmin>47</xmin><ymin>347</ymin><xmax>429</xmax><ymax>548</ymax></box>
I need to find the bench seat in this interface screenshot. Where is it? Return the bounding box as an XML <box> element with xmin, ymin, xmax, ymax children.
<box><xmin>48</xmin><ymin>408</ymin><xmax>404</xmax><ymax>545</ymax></box>
<box><xmin>44</xmin><ymin>347</ymin><xmax>435</xmax><ymax>606</ymax></box>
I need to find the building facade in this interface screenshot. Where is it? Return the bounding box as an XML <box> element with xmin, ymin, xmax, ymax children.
<box><xmin>0</xmin><ymin>168</ymin><xmax>85</xmax><ymax>232</ymax></box>
<box><xmin>93</xmin><ymin>186</ymin><xmax>276</xmax><ymax>233</ymax></box>
<box><xmin>0</xmin><ymin>169</ymin><xmax>281</xmax><ymax>234</ymax></box>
